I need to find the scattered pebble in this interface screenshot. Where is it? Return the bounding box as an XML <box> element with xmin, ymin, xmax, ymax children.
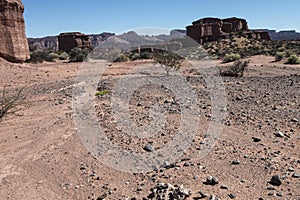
<box><xmin>209</xmin><ymin>195</ymin><xmax>219</xmax><ymax>200</ymax></box>
<box><xmin>292</xmin><ymin>172</ymin><xmax>300</xmax><ymax>178</ymax></box>
<box><xmin>145</xmin><ymin>183</ymin><xmax>191</xmax><ymax>200</ymax></box>
<box><xmin>252</xmin><ymin>137</ymin><xmax>261</xmax><ymax>142</ymax></box>
<box><xmin>143</xmin><ymin>144</ymin><xmax>154</xmax><ymax>152</ymax></box>
<box><xmin>228</xmin><ymin>193</ymin><xmax>236</xmax><ymax>199</ymax></box>
<box><xmin>220</xmin><ymin>185</ymin><xmax>228</xmax><ymax>189</ymax></box>
<box><xmin>80</xmin><ymin>166</ymin><xmax>87</xmax><ymax>170</ymax></box>
<box><xmin>268</xmin><ymin>175</ymin><xmax>282</xmax><ymax>186</ymax></box>
<box><xmin>205</xmin><ymin>175</ymin><xmax>219</xmax><ymax>185</ymax></box>
<box><xmin>231</xmin><ymin>160</ymin><xmax>240</xmax><ymax>165</ymax></box>
<box><xmin>291</xmin><ymin>118</ymin><xmax>298</xmax><ymax>122</ymax></box>
<box><xmin>198</xmin><ymin>190</ymin><xmax>208</xmax><ymax>198</ymax></box>
<box><xmin>276</xmin><ymin>192</ymin><xmax>283</xmax><ymax>197</ymax></box>
<box><xmin>183</xmin><ymin>162</ymin><xmax>191</xmax><ymax>167</ymax></box>
<box><xmin>274</xmin><ymin>131</ymin><xmax>284</xmax><ymax>138</ymax></box>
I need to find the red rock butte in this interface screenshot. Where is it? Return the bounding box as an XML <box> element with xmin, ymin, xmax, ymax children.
<box><xmin>186</xmin><ymin>17</ymin><xmax>271</xmax><ymax>44</ymax></box>
<box><xmin>58</xmin><ymin>32</ymin><xmax>92</xmax><ymax>52</ymax></box>
<box><xmin>0</xmin><ymin>0</ymin><xmax>29</xmax><ymax>63</ymax></box>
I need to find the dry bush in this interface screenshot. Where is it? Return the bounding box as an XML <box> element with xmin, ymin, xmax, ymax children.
<box><xmin>221</xmin><ymin>60</ymin><xmax>249</xmax><ymax>77</ymax></box>
<box><xmin>0</xmin><ymin>86</ymin><xmax>25</xmax><ymax>122</ymax></box>
<box><xmin>153</xmin><ymin>51</ymin><xmax>184</xmax><ymax>76</ymax></box>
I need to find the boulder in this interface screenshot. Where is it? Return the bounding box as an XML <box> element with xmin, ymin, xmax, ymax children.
<box><xmin>58</xmin><ymin>32</ymin><xmax>92</xmax><ymax>52</ymax></box>
<box><xmin>0</xmin><ymin>0</ymin><xmax>30</xmax><ymax>63</ymax></box>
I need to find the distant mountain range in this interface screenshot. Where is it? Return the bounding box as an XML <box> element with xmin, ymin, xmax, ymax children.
<box><xmin>27</xmin><ymin>30</ymin><xmax>186</xmax><ymax>51</ymax></box>
<box><xmin>28</xmin><ymin>28</ymin><xmax>300</xmax><ymax>52</ymax></box>
<box><xmin>256</xmin><ymin>29</ymin><xmax>300</xmax><ymax>41</ymax></box>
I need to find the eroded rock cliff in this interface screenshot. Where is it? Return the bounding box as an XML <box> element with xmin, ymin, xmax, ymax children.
<box><xmin>0</xmin><ymin>0</ymin><xmax>29</xmax><ymax>62</ymax></box>
<box><xmin>186</xmin><ymin>17</ymin><xmax>270</xmax><ymax>44</ymax></box>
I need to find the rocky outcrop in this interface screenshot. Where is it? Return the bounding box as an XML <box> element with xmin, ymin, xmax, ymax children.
<box><xmin>28</xmin><ymin>32</ymin><xmax>114</xmax><ymax>51</ymax></box>
<box><xmin>186</xmin><ymin>17</ymin><xmax>270</xmax><ymax>44</ymax></box>
<box><xmin>58</xmin><ymin>32</ymin><xmax>92</xmax><ymax>52</ymax></box>
<box><xmin>27</xmin><ymin>31</ymin><xmax>187</xmax><ymax>51</ymax></box>
<box><xmin>0</xmin><ymin>0</ymin><xmax>29</xmax><ymax>63</ymax></box>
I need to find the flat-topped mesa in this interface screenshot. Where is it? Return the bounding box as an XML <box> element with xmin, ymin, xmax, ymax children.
<box><xmin>0</xmin><ymin>0</ymin><xmax>30</xmax><ymax>63</ymax></box>
<box><xmin>58</xmin><ymin>32</ymin><xmax>93</xmax><ymax>52</ymax></box>
<box><xmin>186</xmin><ymin>17</ymin><xmax>270</xmax><ymax>44</ymax></box>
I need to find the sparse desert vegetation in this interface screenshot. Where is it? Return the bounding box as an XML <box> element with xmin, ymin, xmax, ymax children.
<box><xmin>220</xmin><ymin>60</ymin><xmax>249</xmax><ymax>77</ymax></box>
<box><xmin>1</xmin><ymin>0</ymin><xmax>300</xmax><ymax>198</ymax></box>
<box><xmin>1</xmin><ymin>55</ymin><xmax>299</xmax><ymax>199</ymax></box>
<box><xmin>152</xmin><ymin>51</ymin><xmax>184</xmax><ymax>75</ymax></box>
<box><xmin>0</xmin><ymin>86</ymin><xmax>25</xmax><ymax>122</ymax></box>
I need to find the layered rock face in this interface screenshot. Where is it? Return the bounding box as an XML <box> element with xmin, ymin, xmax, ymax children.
<box><xmin>28</xmin><ymin>36</ymin><xmax>58</xmax><ymax>51</ymax></box>
<box><xmin>58</xmin><ymin>32</ymin><xmax>92</xmax><ymax>52</ymax></box>
<box><xmin>0</xmin><ymin>0</ymin><xmax>30</xmax><ymax>63</ymax></box>
<box><xmin>186</xmin><ymin>17</ymin><xmax>270</xmax><ymax>44</ymax></box>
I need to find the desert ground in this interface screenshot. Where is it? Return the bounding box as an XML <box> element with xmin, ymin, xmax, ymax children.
<box><xmin>0</xmin><ymin>55</ymin><xmax>299</xmax><ymax>200</ymax></box>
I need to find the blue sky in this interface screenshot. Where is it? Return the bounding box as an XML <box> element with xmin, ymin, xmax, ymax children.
<box><xmin>23</xmin><ymin>0</ymin><xmax>300</xmax><ymax>38</ymax></box>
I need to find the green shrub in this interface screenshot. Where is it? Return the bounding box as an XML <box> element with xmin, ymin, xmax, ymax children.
<box><xmin>69</xmin><ymin>48</ymin><xmax>89</xmax><ymax>62</ymax></box>
<box><xmin>54</xmin><ymin>50</ymin><xmax>65</xmax><ymax>55</ymax></box>
<box><xmin>95</xmin><ymin>90</ymin><xmax>111</xmax><ymax>97</ymax></box>
<box><xmin>58</xmin><ymin>52</ymin><xmax>69</xmax><ymax>60</ymax></box>
<box><xmin>285</xmin><ymin>50</ymin><xmax>294</xmax><ymax>58</ymax></box>
<box><xmin>29</xmin><ymin>50</ymin><xmax>49</xmax><ymax>63</ymax></box>
<box><xmin>46</xmin><ymin>52</ymin><xmax>59</xmax><ymax>62</ymax></box>
<box><xmin>221</xmin><ymin>60</ymin><xmax>249</xmax><ymax>77</ymax></box>
<box><xmin>287</xmin><ymin>54</ymin><xmax>300</xmax><ymax>64</ymax></box>
<box><xmin>275</xmin><ymin>52</ymin><xmax>285</xmax><ymax>61</ymax></box>
<box><xmin>140</xmin><ymin>52</ymin><xmax>153</xmax><ymax>59</ymax></box>
<box><xmin>108</xmin><ymin>49</ymin><xmax>122</xmax><ymax>61</ymax></box>
<box><xmin>130</xmin><ymin>53</ymin><xmax>141</xmax><ymax>61</ymax></box>
<box><xmin>223</xmin><ymin>53</ymin><xmax>240</xmax><ymax>63</ymax></box>
<box><xmin>114</xmin><ymin>54</ymin><xmax>129</xmax><ymax>62</ymax></box>
<box><xmin>278</xmin><ymin>47</ymin><xmax>286</xmax><ymax>52</ymax></box>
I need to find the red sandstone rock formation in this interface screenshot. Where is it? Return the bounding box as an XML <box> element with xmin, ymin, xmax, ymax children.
<box><xmin>0</xmin><ymin>0</ymin><xmax>30</xmax><ymax>63</ymax></box>
<box><xmin>186</xmin><ymin>17</ymin><xmax>270</xmax><ymax>44</ymax></box>
<box><xmin>58</xmin><ymin>32</ymin><xmax>92</xmax><ymax>52</ymax></box>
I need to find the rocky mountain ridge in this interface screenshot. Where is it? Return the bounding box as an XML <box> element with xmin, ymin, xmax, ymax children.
<box><xmin>27</xmin><ymin>30</ymin><xmax>186</xmax><ymax>51</ymax></box>
<box><xmin>257</xmin><ymin>29</ymin><xmax>300</xmax><ymax>41</ymax></box>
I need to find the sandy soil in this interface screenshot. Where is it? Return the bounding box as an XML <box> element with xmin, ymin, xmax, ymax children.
<box><xmin>0</xmin><ymin>56</ymin><xmax>299</xmax><ymax>200</ymax></box>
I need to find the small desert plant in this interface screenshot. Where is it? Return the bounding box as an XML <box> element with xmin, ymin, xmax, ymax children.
<box><xmin>46</xmin><ymin>52</ymin><xmax>59</xmax><ymax>62</ymax></box>
<box><xmin>29</xmin><ymin>50</ymin><xmax>49</xmax><ymax>63</ymax></box>
<box><xmin>69</xmin><ymin>48</ymin><xmax>89</xmax><ymax>62</ymax></box>
<box><xmin>223</xmin><ymin>53</ymin><xmax>241</xmax><ymax>63</ymax></box>
<box><xmin>277</xmin><ymin>47</ymin><xmax>286</xmax><ymax>52</ymax></box>
<box><xmin>221</xmin><ymin>60</ymin><xmax>249</xmax><ymax>77</ymax></box>
<box><xmin>108</xmin><ymin>49</ymin><xmax>122</xmax><ymax>61</ymax></box>
<box><xmin>275</xmin><ymin>52</ymin><xmax>285</xmax><ymax>61</ymax></box>
<box><xmin>58</xmin><ymin>52</ymin><xmax>69</xmax><ymax>60</ymax></box>
<box><xmin>284</xmin><ymin>50</ymin><xmax>294</xmax><ymax>58</ymax></box>
<box><xmin>114</xmin><ymin>54</ymin><xmax>129</xmax><ymax>62</ymax></box>
<box><xmin>0</xmin><ymin>86</ymin><xmax>25</xmax><ymax>122</ymax></box>
<box><xmin>140</xmin><ymin>52</ymin><xmax>153</xmax><ymax>59</ymax></box>
<box><xmin>287</xmin><ymin>54</ymin><xmax>300</xmax><ymax>64</ymax></box>
<box><xmin>95</xmin><ymin>90</ymin><xmax>111</xmax><ymax>97</ymax></box>
<box><xmin>129</xmin><ymin>53</ymin><xmax>141</xmax><ymax>61</ymax></box>
<box><xmin>153</xmin><ymin>51</ymin><xmax>184</xmax><ymax>76</ymax></box>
